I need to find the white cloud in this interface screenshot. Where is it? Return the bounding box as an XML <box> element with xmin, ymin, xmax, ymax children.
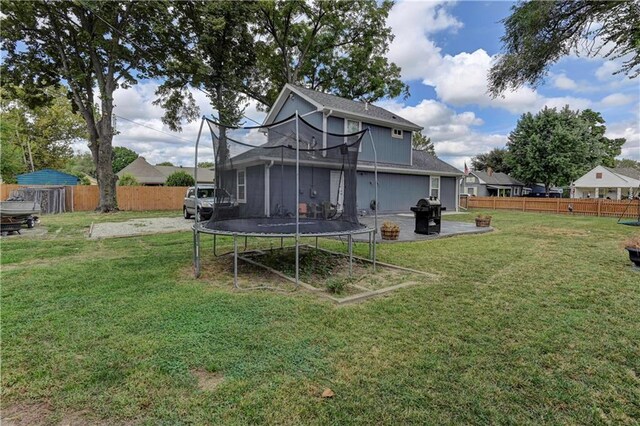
<box><xmin>599</xmin><ymin>93</ymin><xmax>635</xmax><ymax>108</ymax></box>
<box><xmin>607</xmin><ymin>120</ymin><xmax>640</xmax><ymax>161</ymax></box>
<box><xmin>387</xmin><ymin>1</ymin><xmax>462</xmax><ymax>81</ymax></box>
<box><xmin>552</xmin><ymin>73</ymin><xmax>578</xmax><ymax>90</ymax></box>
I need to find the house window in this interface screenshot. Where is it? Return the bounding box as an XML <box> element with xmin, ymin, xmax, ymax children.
<box><xmin>430</xmin><ymin>176</ymin><xmax>440</xmax><ymax>199</ymax></box>
<box><xmin>345</xmin><ymin>119</ymin><xmax>361</xmax><ymax>150</ymax></box>
<box><xmin>466</xmin><ymin>186</ymin><xmax>475</xmax><ymax>196</ymax></box>
<box><xmin>465</xmin><ymin>176</ymin><xmax>475</xmax><ymax>183</ymax></box>
<box><xmin>237</xmin><ymin>169</ymin><xmax>246</xmax><ymax>203</ymax></box>
<box><xmin>392</xmin><ymin>128</ymin><xmax>403</xmax><ymax>139</ymax></box>
<box><xmin>596</xmin><ymin>172</ymin><xmax>603</xmax><ymax>179</ymax></box>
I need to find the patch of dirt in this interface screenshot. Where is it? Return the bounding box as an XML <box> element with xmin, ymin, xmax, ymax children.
<box><xmin>1</xmin><ymin>401</ymin><xmax>53</xmax><ymax>426</ymax></box>
<box><xmin>529</xmin><ymin>225</ymin><xmax>591</xmax><ymax>237</ymax></box>
<box><xmin>193</xmin><ymin>369</ymin><xmax>224</xmax><ymax>391</ymax></box>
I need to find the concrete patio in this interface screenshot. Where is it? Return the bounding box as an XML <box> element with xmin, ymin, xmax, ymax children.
<box><xmin>355</xmin><ymin>213</ymin><xmax>493</xmax><ymax>243</ymax></box>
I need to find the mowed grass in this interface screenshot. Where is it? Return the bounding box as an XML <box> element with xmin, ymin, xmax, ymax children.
<box><xmin>1</xmin><ymin>210</ymin><xmax>639</xmax><ymax>425</ymax></box>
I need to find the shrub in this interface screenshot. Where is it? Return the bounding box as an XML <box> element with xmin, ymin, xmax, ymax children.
<box><xmin>118</xmin><ymin>173</ymin><xmax>139</xmax><ymax>186</ymax></box>
<box><xmin>326</xmin><ymin>277</ymin><xmax>346</xmax><ymax>294</ymax></box>
<box><xmin>166</xmin><ymin>171</ymin><xmax>195</xmax><ymax>187</ymax></box>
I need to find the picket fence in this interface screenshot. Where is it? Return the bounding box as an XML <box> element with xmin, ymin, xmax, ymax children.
<box><xmin>0</xmin><ymin>184</ymin><xmax>188</xmax><ymax>212</ymax></box>
<box><xmin>461</xmin><ymin>195</ymin><xmax>640</xmax><ymax>219</ymax></box>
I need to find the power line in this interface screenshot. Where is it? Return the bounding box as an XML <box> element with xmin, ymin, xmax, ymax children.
<box><xmin>113</xmin><ymin>114</ymin><xmax>197</xmax><ymax>144</ymax></box>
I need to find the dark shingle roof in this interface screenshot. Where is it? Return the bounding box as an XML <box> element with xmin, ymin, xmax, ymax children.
<box><xmin>607</xmin><ymin>167</ymin><xmax>640</xmax><ymax>181</ymax></box>
<box><xmin>291</xmin><ymin>85</ymin><xmax>422</xmax><ymax>131</ymax></box>
<box><xmin>230</xmin><ymin>136</ymin><xmax>462</xmax><ymax>175</ymax></box>
<box><xmin>473</xmin><ymin>171</ymin><xmax>524</xmax><ymax>186</ymax></box>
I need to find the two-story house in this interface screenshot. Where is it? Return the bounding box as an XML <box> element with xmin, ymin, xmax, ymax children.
<box><xmin>223</xmin><ymin>84</ymin><xmax>462</xmax><ymax>215</ymax></box>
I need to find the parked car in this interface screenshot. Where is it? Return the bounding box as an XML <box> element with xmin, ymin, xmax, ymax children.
<box><xmin>183</xmin><ymin>185</ymin><xmax>237</xmax><ymax>221</ymax></box>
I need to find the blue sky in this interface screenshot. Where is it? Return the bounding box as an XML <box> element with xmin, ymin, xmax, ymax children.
<box><xmin>104</xmin><ymin>0</ymin><xmax>639</xmax><ymax>169</ymax></box>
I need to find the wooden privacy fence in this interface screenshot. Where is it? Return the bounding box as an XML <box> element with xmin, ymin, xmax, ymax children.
<box><xmin>463</xmin><ymin>196</ymin><xmax>640</xmax><ymax>218</ymax></box>
<box><xmin>1</xmin><ymin>184</ymin><xmax>188</xmax><ymax>212</ymax></box>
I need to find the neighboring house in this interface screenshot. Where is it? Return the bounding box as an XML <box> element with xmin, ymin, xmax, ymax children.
<box><xmin>461</xmin><ymin>169</ymin><xmax>524</xmax><ymax>197</ymax></box>
<box><xmin>571</xmin><ymin>166</ymin><xmax>640</xmax><ymax>200</ymax></box>
<box><xmin>116</xmin><ymin>157</ymin><xmax>215</xmax><ymax>185</ymax></box>
<box><xmin>221</xmin><ymin>84</ymin><xmax>462</xmax><ymax>214</ymax></box>
<box><xmin>523</xmin><ymin>183</ymin><xmax>563</xmax><ymax>198</ymax></box>
<box><xmin>16</xmin><ymin>169</ymin><xmax>79</xmax><ymax>186</ymax></box>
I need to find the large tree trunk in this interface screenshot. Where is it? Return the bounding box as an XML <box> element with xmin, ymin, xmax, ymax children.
<box><xmin>89</xmin><ymin>117</ymin><xmax>118</xmax><ymax>212</ymax></box>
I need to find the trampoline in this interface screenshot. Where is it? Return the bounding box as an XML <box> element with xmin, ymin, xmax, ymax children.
<box><xmin>191</xmin><ymin>111</ymin><xmax>379</xmax><ymax>288</ymax></box>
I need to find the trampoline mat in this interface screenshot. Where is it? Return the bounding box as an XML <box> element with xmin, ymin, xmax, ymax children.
<box><xmin>203</xmin><ymin>217</ymin><xmax>367</xmax><ymax>235</ymax></box>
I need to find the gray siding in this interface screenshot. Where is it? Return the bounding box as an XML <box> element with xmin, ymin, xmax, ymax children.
<box><xmin>440</xmin><ymin>176</ymin><xmax>457</xmax><ymax>211</ymax></box>
<box><xmin>325</xmin><ymin>116</ymin><xmax>411</xmax><ymax>165</ymax></box>
<box><xmin>222</xmin><ymin>166</ymin><xmax>265</xmax><ymax>217</ymax></box>
<box><xmin>275</xmin><ymin>96</ymin><xmax>322</xmax><ymax>129</ymax></box>
<box><xmin>269</xmin><ymin>165</ymin><xmax>331</xmax><ymax>216</ymax></box>
<box><xmin>362</xmin><ymin>123</ymin><xmax>411</xmax><ymax>165</ymax></box>
<box><xmin>357</xmin><ymin>172</ymin><xmax>428</xmax><ymax>213</ymax></box>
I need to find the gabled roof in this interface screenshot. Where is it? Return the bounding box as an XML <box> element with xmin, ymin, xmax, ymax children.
<box><xmin>606</xmin><ymin>167</ymin><xmax>640</xmax><ymax>181</ymax></box>
<box><xmin>117</xmin><ymin>157</ymin><xmax>167</xmax><ymax>184</ymax></box>
<box><xmin>472</xmin><ymin>171</ymin><xmax>524</xmax><ymax>186</ymax></box>
<box><xmin>116</xmin><ymin>157</ymin><xmax>215</xmax><ymax>184</ymax></box>
<box><xmin>264</xmin><ymin>84</ymin><xmax>422</xmax><ymax>131</ymax></box>
<box><xmin>229</xmin><ymin>135</ymin><xmax>462</xmax><ymax>176</ymax></box>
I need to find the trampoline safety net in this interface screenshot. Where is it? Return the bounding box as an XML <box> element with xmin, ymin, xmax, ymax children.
<box><xmin>202</xmin><ymin>113</ymin><xmax>367</xmax><ymax>235</ymax></box>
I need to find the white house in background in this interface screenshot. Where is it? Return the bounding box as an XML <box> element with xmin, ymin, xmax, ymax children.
<box><xmin>571</xmin><ymin>166</ymin><xmax>640</xmax><ymax>200</ymax></box>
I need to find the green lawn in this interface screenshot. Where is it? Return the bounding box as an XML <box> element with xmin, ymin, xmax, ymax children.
<box><xmin>1</xmin><ymin>210</ymin><xmax>639</xmax><ymax>425</ymax></box>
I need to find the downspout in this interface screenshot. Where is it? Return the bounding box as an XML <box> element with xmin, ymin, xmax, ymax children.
<box><xmin>265</xmin><ymin>160</ymin><xmax>274</xmax><ymax>216</ymax></box>
<box><xmin>322</xmin><ymin>109</ymin><xmax>333</xmax><ymax>157</ymax></box>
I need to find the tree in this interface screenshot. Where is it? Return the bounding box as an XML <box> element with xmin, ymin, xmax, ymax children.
<box><xmin>506</xmin><ymin>106</ymin><xmax>625</xmax><ymax>194</ymax></box>
<box><xmin>579</xmin><ymin>109</ymin><xmax>625</xmax><ymax>168</ymax></box>
<box><xmin>249</xmin><ymin>0</ymin><xmax>407</xmax><ymax>107</ymax></box>
<box><xmin>64</xmin><ymin>152</ymin><xmax>96</xmax><ymax>178</ymax></box>
<box><xmin>1</xmin><ymin>2</ymin><xmax>174</xmax><ymax>211</ymax></box>
<box><xmin>165</xmin><ymin>171</ymin><xmax>195</xmax><ymax>187</ymax></box>
<box><xmin>118</xmin><ymin>173</ymin><xmax>139</xmax><ymax>186</ymax></box>
<box><xmin>471</xmin><ymin>148</ymin><xmax>512</xmax><ymax>174</ymax></box>
<box><xmin>112</xmin><ymin>147</ymin><xmax>139</xmax><ymax>173</ymax></box>
<box><xmin>0</xmin><ymin>86</ymin><xmax>87</xmax><ymax>178</ymax></box>
<box><xmin>489</xmin><ymin>1</ymin><xmax>640</xmax><ymax>96</ymax></box>
<box><xmin>412</xmin><ymin>132</ymin><xmax>436</xmax><ymax>156</ymax></box>
<box><xmin>197</xmin><ymin>162</ymin><xmax>215</xmax><ymax>169</ymax></box>
<box><xmin>615</xmin><ymin>158</ymin><xmax>640</xmax><ymax>171</ymax></box>
<box><xmin>156</xmin><ymin>161</ymin><xmax>175</xmax><ymax>166</ymax></box>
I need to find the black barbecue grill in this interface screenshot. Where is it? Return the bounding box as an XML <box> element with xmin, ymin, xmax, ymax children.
<box><xmin>410</xmin><ymin>197</ymin><xmax>445</xmax><ymax>235</ymax></box>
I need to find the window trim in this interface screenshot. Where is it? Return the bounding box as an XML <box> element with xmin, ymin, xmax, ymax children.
<box><xmin>430</xmin><ymin>175</ymin><xmax>441</xmax><ymax>199</ymax></box>
<box><xmin>466</xmin><ymin>186</ymin><xmax>475</xmax><ymax>196</ymax></box>
<box><xmin>392</xmin><ymin>128</ymin><xmax>404</xmax><ymax>139</ymax></box>
<box><xmin>344</xmin><ymin>119</ymin><xmax>362</xmax><ymax>151</ymax></box>
<box><xmin>236</xmin><ymin>169</ymin><xmax>247</xmax><ymax>203</ymax></box>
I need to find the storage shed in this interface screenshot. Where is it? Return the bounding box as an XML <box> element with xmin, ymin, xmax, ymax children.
<box><xmin>16</xmin><ymin>169</ymin><xmax>79</xmax><ymax>186</ymax></box>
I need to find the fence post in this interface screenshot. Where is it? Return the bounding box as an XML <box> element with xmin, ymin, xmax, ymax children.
<box><xmin>522</xmin><ymin>197</ymin><xmax>526</xmax><ymax>212</ymax></box>
<box><xmin>556</xmin><ymin>198</ymin><xmax>560</xmax><ymax>213</ymax></box>
<box><xmin>493</xmin><ymin>197</ymin><xmax>497</xmax><ymax>210</ymax></box>
<box><xmin>597</xmin><ymin>199</ymin><xmax>601</xmax><ymax>217</ymax></box>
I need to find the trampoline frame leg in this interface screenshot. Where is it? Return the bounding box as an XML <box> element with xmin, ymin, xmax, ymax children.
<box><xmin>193</xmin><ymin>229</ymin><xmax>201</xmax><ymax>278</ymax></box>
<box><xmin>315</xmin><ymin>236</ymin><xmax>319</xmax><ymax>250</ymax></box>
<box><xmin>233</xmin><ymin>233</ymin><xmax>238</xmax><ymax>289</ymax></box>
<box><xmin>348</xmin><ymin>234</ymin><xmax>353</xmax><ymax>277</ymax></box>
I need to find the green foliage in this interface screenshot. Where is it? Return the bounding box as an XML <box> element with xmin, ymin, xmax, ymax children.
<box><xmin>159</xmin><ymin>0</ymin><xmax>407</xmax><ymax>131</ymax></box>
<box><xmin>507</xmin><ymin>106</ymin><xmax>624</xmax><ymax>193</ymax></box>
<box><xmin>471</xmin><ymin>148</ymin><xmax>512</xmax><ymax>174</ymax></box>
<box><xmin>615</xmin><ymin>158</ymin><xmax>640</xmax><ymax>171</ymax></box>
<box><xmin>197</xmin><ymin>162</ymin><xmax>215</xmax><ymax>169</ymax></box>
<box><xmin>412</xmin><ymin>132</ymin><xmax>436</xmax><ymax>156</ymax></box>
<box><xmin>325</xmin><ymin>277</ymin><xmax>347</xmax><ymax>294</ymax></box>
<box><xmin>251</xmin><ymin>0</ymin><xmax>407</xmax><ymax>106</ymax></box>
<box><xmin>112</xmin><ymin>147</ymin><xmax>139</xmax><ymax>174</ymax></box>
<box><xmin>1</xmin><ymin>1</ymin><xmax>175</xmax><ymax>211</ymax></box>
<box><xmin>489</xmin><ymin>1</ymin><xmax>640</xmax><ymax>96</ymax></box>
<box><xmin>165</xmin><ymin>171</ymin><xmax>194</xmax><ymax>187</ymax></box>
<box><xmin>64</xmin><ymin>152</ymin><xmax>96</xmax><ymax>178</ymax></box>
<box><xmin>0</xmin><ymin>86</ymin><xmax>86</xmax><ymax>182</ymax></box>
<box><xmin>156</xmin><ymin>161</ymin><xmax>175</xmax><ymax>167</ymax></box>
<box><xmin>66</xmin><ymin>170</ymin><xmax>91</xmax><ymax>185</ymax></box>
<box><xmin>118</xmin><ymin>173</ymin><xmax>139</xmax><ymax>186</ymax></box>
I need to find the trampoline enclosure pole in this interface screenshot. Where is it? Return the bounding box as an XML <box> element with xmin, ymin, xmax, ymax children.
<box><xmin>233</xmin><ymin>234</ymin><xmax>238</xmax><ymax>289</ymax></box>
<box><xmin>348</xmin><ymin>234</ymin><xmax>353</xmax><ymax>277</ymax></box>
<box><xmin>368</xmin><ymin>130</ymin><xmax>378</xmax><ymax>272</ymax></box>
<box><xmin>194</xmin><ymin>117</ymin><xmax>205</xmax><ymax>227</ymax></box>
<box><xmin>295</xmin><ymin>111</ymin><xmax>300</xmax><ymax>286</ymax></box>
